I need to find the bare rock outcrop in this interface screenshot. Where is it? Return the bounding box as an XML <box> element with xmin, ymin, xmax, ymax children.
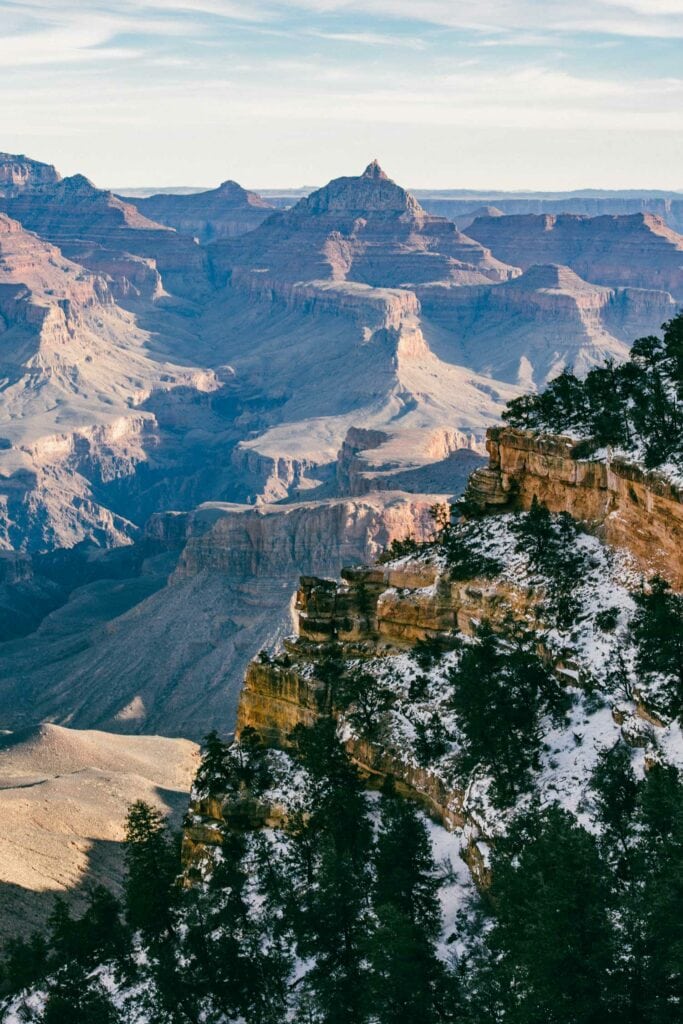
<box><xmin>127</xmin><ymin>180</ymin><xmax>275</xmax><ymax>243</ymax></box>
<box><xmin>420</xmin><ymin>194</ymin><xmax>683</xmax><ymax>234</ymax></box>
<box><xmin>336</xmin><ymin>425</ymin><xmax>484</xmax><ymax>496</ymax></box>
<box><xmin>0</xmin><ymin>152</ymin><xmax>61</xmax><ymax>193</ymax></box>
<box><xmin>0</xmin><ymin>173</ymin><xmax>208</xmax><ymax>300</ymax></box>
<box><xmin>466</xmin><ymin>212</ymin><xmax>683</xmax><ymax>299</ymax></box>
<box><xmin>210</xmin><ymin>161</ymin><xmax>520</xmax><ymax>292</ymax></box>
<box><xmin>419</xmin><ymin>263</ymin><xmax>677</xmax><ymax>385</ymax></box>
<box><xmin>464</xmin><ymin>427</ymin><xmax>683</xmax><ymax>587</ymax></box>
<box><xmin>0</xmin><ymin>492</ymin><xmax>444</xmax><ymax>739</ymax></box>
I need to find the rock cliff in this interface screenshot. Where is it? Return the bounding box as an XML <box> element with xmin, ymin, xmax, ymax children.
<box><xmin>466</xmin><ymin>212</ymin><xmax>683</xmax><ymax>299</ymax></box>
<box><xmin>0</xmin><ymin>492</ymin><xmax>445</xmax><ymax>739</ymax></box>
<box><xmin>464</xmin><ymin>426</ymin><xmax>683</xmax><ymax>588</ymax></box>
<box><xmin>0</xmin><ymin>153</ymin><xmax>61</xmax><ymax>192</ymax></box>
<box><xmin>210</xmin><ymin>424</ymin><xmax>683</xmax><ymax>853</ymax></box>
<box><xmin>211</xmin><ymin>161</ymin><xmax>519</xmax><ymax>292</ymax></box>
<box><xmin>419</xmin><ymin>263</ymin><xmax>677</xmax><ymax>386</ymax></box>
<box><xmin>0</xmin><ymin>174</ymin><xmax>208</xmax><ymax>300</ymax></box>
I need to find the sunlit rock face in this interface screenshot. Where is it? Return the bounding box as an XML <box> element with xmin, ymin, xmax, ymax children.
<box><xmin>466</xmin><ymin>211</ymin><xmax>683</xmax><ymax>299</ymax></box>
<box><xmin>465</xmin><ymin>427</ymin><xmax>683</xmax><ymax>588</ymax></box>
<box><xmin>0</xmin><ymin>491</ymin><xmax>444</xmax><ymax>739</ymax></box>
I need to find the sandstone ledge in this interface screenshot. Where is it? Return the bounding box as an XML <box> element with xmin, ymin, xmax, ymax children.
<box><xmin>465</xmin><ymin>427</ymin><xmax>683</xmax><ymax>589</ymax></box>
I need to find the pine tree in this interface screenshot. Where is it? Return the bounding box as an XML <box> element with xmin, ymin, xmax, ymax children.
<box><xmin>41</xmin><ymin>961</ymin><xmax>119</xmax><ymax>1024</ymax></box>
<box><xmin>469</xmin><ymin>804</ymin><xmax>613</xmax><ymax>1024</ymax></box>
<box><xmin>123</xmin><ymin>801</ymin><xmax>178</xmax><ymax>940</ymax></box>
<box><xmin>289</xmin><ymin>719</ymin><xmax>374</xmax><ymax>1024</ymax></box>
<box><xmin>2</xmin><ymin>932</ymin><xmax>48</xmax><ymax>995</ymax></box>
<box><xmin>630</xmin><ymin>576</ymin><xmax>683</xmax><ymax>721</ymax></box>
<box><xmin>368</xmin><ymin>793</ymin><xmax>447</xmax><ymax>1024</ymax></box>
<box><xmin>448</xmin><ymin>625</ymin><xmax>566</xmax><ymax>805</ymax></box>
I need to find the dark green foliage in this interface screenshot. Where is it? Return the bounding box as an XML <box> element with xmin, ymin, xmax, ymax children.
<box><xmin>412</xmin><ymin>634</ymin><xmax>462</xmax><ymax>671</ymax></box>
<box><xmin>431</xmin><ymin>505</ymin><xmax>503</xmax><ymax>581</ymax></box>
<box><xmin>377</xmin><ymin>536</ymin><xmax>422</xmax><ymax>564</ymax></box>
<box><xmin>590</xmin><ymin>741</ymin><xmax>638</xmax><ymax>857</ymax></box>
<box><xmin>629</xmin><ymin>575</ymin><xmax>683</xmax><ymax>721</ymax></box>
<box><xmin>368</xmin><ymin>794</ymin><xmax>446</xmax><ymax>1024</ymax></box>
<box><xmin>503</xmin><ymin>313</ymin><xmax>683</xmax><ymax>471</ymax></box>
<box><xmin>449</xmin><ymin>625</ymin><xmax>569</xmax><ymax>806</ymax></box>
<box><xmin>174</xmin><ymin>829</ymin><xmax>291</xmax><ymax>1024</ymax></box>
<box><xmin>194</xmin><ymin>726</ymin><xmax>272</xmax><ymax>798</ymax></box>
<box><xmin>41</xmin><ymin>962</ymin><xmax>119</xmax><ymax>1024</ymax></box>
<box><xmin>5</xmin><ymin>705</ymin><xmax>683</xmax><ymax>1024</ymax></box>
<box><xmin>314</xmin><ymin>642</ymin><xmax>346</xmax><ymax>690</ymax></box>
<box><xmin>414</xmin><ymin>712</ymin><xmax>451</xmax><ymax>766</ymax></box>
<box><xmin>511</xmin><ymin>498</ymin><xmax>587</xmax><ymax>627</ymax></box>
<box><xmin>467</xmin><ymin>804</ymin><xmax>613</xmax><ymax>1024</ymax></box>
<box><xmin>124</xmin><ymin>800</ymin><xmax>179</xmax><ymax>939</ymax></box>
<box><xmin>442</xmin><ymin>530</ymin><xmax>503</xmax><ymax>581</ymax></box>
<box><xmin>595</xmin><ymin>606</ymin><xmax>620</xmax><ymax>632</ymax></box>
<box><xmin>408</xmin><ymin>671</ymin><xmax>430</xmax><ymax>700</ymax></box>
<box><xmin>288</xmin><ymin>719</ymin><xmax>375</xmax><ymax>1024</ymax></box>
<box><xmin>334</xmin><ymin>668</ymin><xmax>394</xmax><ymax>739</ymax></box>
<box><xmin>590</xmin><ymin>752</ymin><xmax>683</xmax><ymax>1022</ymax></box>
<box><xmin>2</xmin><ymin>932</ymin><xmax>47</xmax><ymax>995</ymax></box>
<box><xmin>48</xmin><ymin>887</ymin><xmax>125</xmax><ymax>969</ymax></box>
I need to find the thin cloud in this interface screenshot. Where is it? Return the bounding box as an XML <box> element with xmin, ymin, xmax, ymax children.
<box><xmin>308</xmin><ymin>29</ymin><xmax>426</xmax><ymax>48</ymax></box>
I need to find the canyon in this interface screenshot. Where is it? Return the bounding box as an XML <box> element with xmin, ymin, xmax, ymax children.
<box><xmin>0</xmin><ymin>151</ymin><xmax>681</xmax><ymax>758</ymax></box>
<box><xmin>1</xmin><ymin>147</ymin><xmax>683</xmax><ymax>970</ymax></box>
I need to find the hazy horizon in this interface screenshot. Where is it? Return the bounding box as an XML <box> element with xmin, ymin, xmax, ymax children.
<box><xmin>2</xmin><ymin>0</ymin><xmax>682</xmax><ymax>192</ymax></box>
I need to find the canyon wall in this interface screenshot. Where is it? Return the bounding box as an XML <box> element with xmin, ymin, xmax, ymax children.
<box><xmin>0</xmin><ymin>492</ymin><xmax>445</xmax><ymax>740</ymax></box>
<box><xmin>465</xmin><ymin>427</ymin><xmax>683</xmax><ymax>588</ymax></box>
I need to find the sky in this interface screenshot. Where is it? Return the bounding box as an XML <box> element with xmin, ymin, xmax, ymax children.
<box><xmin>1</xmin><ymin>0</ymin><xmax>682</xmax><ymax>190</ymax></box>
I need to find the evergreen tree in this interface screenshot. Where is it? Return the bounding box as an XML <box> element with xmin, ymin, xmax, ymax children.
<box><xmin>630</xmin><ymin>576</ymin><xmax>683</xmax><ymax>721</ymax></box>
<box><xmin>448</xmin><ymin>625</ymin><xmax>567</xmax><ymax>805</ymax></box>
<box><xmin>289</xmin><ymin>719</ymin><xmax>374</xmax><ymax>1024</ymax></box>
<box><xmin>124</xmin><ymin>801</ymin><xmax>178</xmax><ymax>940</ymax></box>
<box><xmin>501</xmin><ymin>312</ymin><xmax>683</xmax><ymax>472</ymax></box>
<box><xmin>368</xmin><ymin>792</ymin><xmax>447</xmax><ymax>1024</ymax></box>
<box><xmin>40</xmin><ymin>961</ymin><xmax>119</xmax><ymax>1024</ymax></box>
<box><xmin>335</xmin><ymin>668</ymin><xmax>393</xmax><ymax>739</ymax></box>
<box><xmin>468</xmin><ymin>804</ymin><xmax>613</xmax><ymax>1024</ymax></box>
<box><xmin>2</xmin><ymin>932</ymin><xmax>48</xmax><ymax>995</ymax></box>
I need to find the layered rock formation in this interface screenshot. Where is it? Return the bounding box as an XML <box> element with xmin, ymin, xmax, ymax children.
<box><xmin>419</xmin><ymin>194</ymin><xmax>683</xmax><ymax>234</ymax></box>
<box><xmin>223</xmin><ymin>429</ymin><xmax>683</xmax><ymax>854</ymax></box>
<box><xmin>464</xmin><ymin>427</ymin><xmax>683</xmax><ymax>587</ymax></box>
<box><xmin>420</xmin><ymin>263</ymin><xmax>677</xmax><ymax>386</ymax></box>
<box><xmin>466</xmin><ymin>212</ymin><xmax>683</xmax><ymax>299</ymax></box>
<box><xmin>1</xmin><ymin>151</ymin><xmax>682</xmax><ymax>762</ymax></box>
<box><xmin>0</xmin><ymin>174</ymin><xmax>208</xmax><ymax>300</ymax></box>
<box><xmin>0</xmin><ymin>492</ymin><xmax>444</xmax><ymax>739</ymax></box>
<box><xmin>335</xmin><ymin>425</ymin><xmax>484</xmax><ymax>496</ymax></box>
<box><xmin>127</xmin><ymin>180</ymin><xmax>275</xmax><ymax>242</ymax></box>
<box><xmin>0</xmin><ymin>153</ymin><xmax>61</xmax><ymax>193</ymax></box>
<box><xmin>211</xmin><ymin>160</ymin><xmax>519</xmax><ymax>292</ymax></box>
<box><xmin>0</xmin><ymin>212</ymin><xmax>229</xmax><ymax>550</ymax></box>
<box><xmin>1</xmin><ymin>152</ymin><xmax>680</xmax><ymax>554</ymax></box>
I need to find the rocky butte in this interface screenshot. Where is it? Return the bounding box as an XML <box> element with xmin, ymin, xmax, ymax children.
<box><xmin>126</xmin><ymin>179</ymin><xmax>276</xmax><ymax>242</ymax></box>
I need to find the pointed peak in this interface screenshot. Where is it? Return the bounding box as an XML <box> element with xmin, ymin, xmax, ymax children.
<box><xmin>361</xmin><ymin>159</ymin><xmax>390</xmax><ymax>182</ymax></box>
